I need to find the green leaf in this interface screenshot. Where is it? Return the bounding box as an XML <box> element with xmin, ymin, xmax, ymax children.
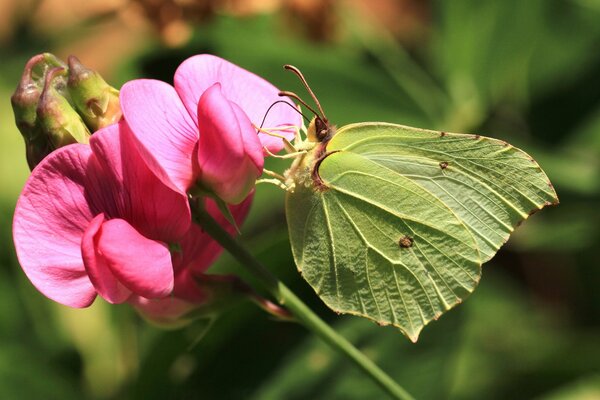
<box><xmin>286</xmin><ymin>123</ymin><xmax>558</xmax><ymax>341</ymax></box>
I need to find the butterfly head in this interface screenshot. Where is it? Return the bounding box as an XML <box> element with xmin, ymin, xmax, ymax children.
<box><xmin>307</xmin><ymin>116</ymin><xmax>334</xmax><ymax>143</ymax></box>
<box><xmin>279</xmin><ymin>64</ymin><xmax>334</xmax><ymax>144</ymax></box>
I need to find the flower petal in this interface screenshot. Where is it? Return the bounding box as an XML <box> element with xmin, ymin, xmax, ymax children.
<box><xmin>81</xmin><ymin>214</ymin><xmax>131</xmax><ymax>304</ymax></box>
<box><xmin>89</xmin><ymin>122</ymin><xmax>191</xmax><ymax>242</ymax></box>
<box><xmin>13</xmin><ymin>145</ymin><xmax>97</xmax><ymax>308</ymax></box>
<box><xmin>96</xmin><ymin>218</ymin><xmax>174</xmax><ymax>298</ymax></box>
<box><xmin>129</xmin><ymin>294</ymin><xmax>198</xmax><ymax>328</ymax></box>
<box><xmin>197</xmin><ymin>84</ymin><xmax>263</xmax><ymax>204</ymax></box>
<box><xmin>120</xmin><ymin>79</ymin><xmax>198</xmax><ymax>193</ymax></box>
<box><xmin>232</xmin><ymin>102</ymin><xmax>264</xmax><ymax>171</ymax></box>
<box><xmin>174</xmin><ymin>54</ymin><xmax>302</xmax><ymax>152</ymax></box>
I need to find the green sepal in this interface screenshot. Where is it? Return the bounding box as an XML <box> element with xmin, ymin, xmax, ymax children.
<box><xmin>214</xmin><ymin>197</ymin><xmax>241</xmax><ymax>235</ymax></box>
<box><xmin>36</xmin><ymin>67</ymin><xmax>91</xmax><ymax>149</ymax></box>
<box><xmin>189</xmin><ymin>183</ymin><xmax>242</xmax><ymax>235</ymax></box>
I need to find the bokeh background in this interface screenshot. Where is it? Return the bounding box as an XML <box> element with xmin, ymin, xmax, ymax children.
<box><xmin>1</xmin><ymin>0</ymin><xmax>599</xmax><ymax>399</ymax></box>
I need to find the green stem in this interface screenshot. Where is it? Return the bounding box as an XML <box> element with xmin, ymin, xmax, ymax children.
<box><xmin>193</xmin><ymin>206</ymin><xmax>415</xmax><ymax>400</ymax></box>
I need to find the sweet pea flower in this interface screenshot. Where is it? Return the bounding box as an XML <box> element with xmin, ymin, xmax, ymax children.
<box><xmin>120</xmin><ymin>54</ymin><xmax>301</xmax><ymax>204</ymax></box>
<box><xmin>13</xmin><ymin>121</ymin><xmax>250</xmax><ymax>308</ymax></box>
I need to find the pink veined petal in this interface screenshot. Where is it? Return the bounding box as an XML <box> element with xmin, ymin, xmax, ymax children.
<box><xmin>96</xmin><ymin>218</ymin><xmax>174</xmax><ymax>299</ymax></box>
<box><xmin>81</xmin><ymin>214</ymin><xmax>131</xmax><ymax>304</ymax></box>
<box><xmin>120</xmin><ymin>79</ymin><xmax>199</xmax><ymax>193</ymax></box>
<box><xmin>174</xmin><ymin>54</ymin><xmax>302</xmax><ymax>152</ymax></box>
<box><xmin>13</xmin><ymin>145</ymin><xmax>97</xmax><ymax>308</ymax></box>
<box><xmin>89</xmin><ymin>122</ymin><xmax>191</xmax><ymax>242</ymax></box>
<box><xmin>172</xmin><ymin>223</ymin><xmax>219</xmax><ymax>276</ymax></box>
<box><xmin>197</xmin><ymin>84</ymin><xmax>262</xmax><ymax>204</ymax></box>
<box><xmin>173</xmin><ymin>268</ymin><xmax>206</xmax><ymax>302</ymax></box>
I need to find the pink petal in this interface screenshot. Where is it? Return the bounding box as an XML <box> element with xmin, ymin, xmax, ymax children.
<box><xmin>232</xmin><ymin>102</ymin><xmax>264</xmax><ymax>171</ymax></box>
<box><xmin>173</xmin><ymin>268</ymin><xmax>206</xmax><ymax>302</ymax></box>
<box><xmin>13</xmin><ymin>145</ymin><xmax>97</xmax><ymax>308</ymax></box>
<box><xmin>174</xmin><ymin>54</ymin><xmax>302</xmax><ymax>152</ymax></box>
<box><xmin>89</xmin><ymin>122</ymin><xmax>191</xmax><ymax>242</ymax></box>
<box><xmin>127</xmin><ymin>265</ymin><xmax>209</xmax><ymax>326</ymax></box>
<box><xmin>120</xmin><ymin>79</ymin><xmax>198</xmax><ymax>193</ymax></box>
<box><xmin>96</xmin><ymin>218</ymin><xmax>174</xmax><ymax>299</ymax></box>
<box><xmin>81</xmin><ymin>214</ymin><xmax>131</xmax><ymax>304</ymax></box>
<box><xmin>197</xmin><ymin>84</ymin><xmax>263</xmax><ymax>204</ymax></box>
<box><xmin>128</xmin><ymin>294</ymin><xmax>198</xmax><ymax>327</ymax></box>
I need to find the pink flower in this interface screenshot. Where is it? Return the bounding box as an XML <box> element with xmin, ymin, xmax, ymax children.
<box><xmin>120</xmin><ymin>54</ymin><xmax>301</xmax><ymax>203</ymax></box>
<box><xmin>13</xmin><ymin>121</ymin><xmax>250</xmax><ymax>308</ymax></box>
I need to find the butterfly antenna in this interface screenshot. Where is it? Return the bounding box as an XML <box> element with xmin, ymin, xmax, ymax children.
<box><xmin>283</xmin><ymin>64</ymin><xmax>327</xmax><ymax>121</ymax></box>
<box><xmin>279</xmin><ymin>90</ymin><xmax>323</xmax><ymax>120</ymax></box>
<box><xmin>259</xmin><ymin>100</ymin><xmax>310</xmax><ymax>130</ymax></box>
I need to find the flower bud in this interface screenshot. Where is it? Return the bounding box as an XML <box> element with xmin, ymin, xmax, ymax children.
<box><xmin>11</xmin><ymin>54</ymin><xmax>71</xmax><ymax>169</ymax></box>
<box><xmin>36</xmin><ymin>67</ymin><xmax>91</xmax><ymax>152</ymax></box>
<box><xmin>67</xmin><ymin>55</ymin><xmax>122</xmax><ymax>131</ymax></box>
<box><xmin>11</xmin><ymin>53</ymin><xmax>123</xmax><ymax>169</ymax></box>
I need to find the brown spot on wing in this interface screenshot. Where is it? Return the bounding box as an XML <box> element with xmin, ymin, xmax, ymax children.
<box><xmin>399</xmin><ymin>235</ymin><xmax>414</xmax><ymax>248</ymax></box>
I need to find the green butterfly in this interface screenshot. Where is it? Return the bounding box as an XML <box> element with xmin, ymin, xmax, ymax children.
<box><xmin>267</xmin><ymin>66</ymin><xmax>558</xmax><ymax>342</ymax></box>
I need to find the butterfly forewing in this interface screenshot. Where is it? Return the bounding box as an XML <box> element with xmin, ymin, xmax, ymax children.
<box><xmin>328</xmin><ymin>123</ymin><xmax>558</xmax><ymax>261</ymax></box>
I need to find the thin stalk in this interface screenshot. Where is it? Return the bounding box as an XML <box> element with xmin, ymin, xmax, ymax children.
<box><xmin>193</xmin><ymin>206</ymin><xmax>415</xmax><ymax>400</ymax></box>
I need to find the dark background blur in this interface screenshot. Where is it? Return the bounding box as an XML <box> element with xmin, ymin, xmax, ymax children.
<box><xmin>1</xmin><ymin>0</ymin><xmax>599</xmax><ymax>399</ymax></box>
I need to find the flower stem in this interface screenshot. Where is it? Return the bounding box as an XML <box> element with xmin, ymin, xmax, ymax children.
<box><xmin>193</xmin><ymin>206</ymin><xmax>415</xmax><ymax>400</ymax></box>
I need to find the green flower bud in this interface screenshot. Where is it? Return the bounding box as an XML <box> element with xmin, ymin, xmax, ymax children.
<box><xmin>67</xmin><ymin>56</ymin><xmax>122</xmax><ymax>131</ymax></box>
<box><xmin>11</xmin><ymin>53</ymin><xmax>69</xmax><ymax>169</ymax></box>
<box><xmin>12</xmin><ymin>53</ymin><xmax>123</xmax><ymax>170</ymax></box>
<box><xmin>11</xmin><ymin>57</ymin><xmax>43</xmax><ymax>142</ymax></box>
<box><xmin>36</xmin><ymin>66</ymin><xmax>91</xmax><ymax>150</ymax></box>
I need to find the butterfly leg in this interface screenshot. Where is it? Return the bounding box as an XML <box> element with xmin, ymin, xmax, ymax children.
<box><xmin>262</xmin><ymin>168</ymin><xmax>286</xmax><ymax>181</ymax></box>
<box><xmin>256</xmin><ymin>178</ymin><xmax>289</xmax><ymax>191</ymax></box>
<box><xmin>263</xmin><ymin>147</ymin><xmax>307</xmax><ymax>159</ymax></box>
<box><xmin>254</xmin><ymin>125</ymin><xmax>298</xmax><ymax>153</ymax></box>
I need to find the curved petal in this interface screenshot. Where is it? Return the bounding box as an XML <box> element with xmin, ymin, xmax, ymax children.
<box><xmin>96</xmin><ymin>218</ymin><xmax>174</xmax><ymax>299</ymax></box>
<box><xmin>197</xmin><ymin>84</ymin><xmax>263</xmax><ymax>204</ymax></box>
<box><xmin>89</xmin><ymin>122</ymin><xmax>191</xmax><ymax>242</ymax></box>
<box><xmin>120</xmin><ymin>79</ymin><xmax>198</xmax><ymax>193</ymax></box>
<box><xmin>129</xmin><ymin>294</ymin><xmax>198</xmax><ymax>328</ymax></box>
<box><xmin>81</xmin><ymin>214</ymin><xmax>131</xmax><ymax>304</ymax></box>
<box><xmin>173</xmin><ymin>268</ymin><xmax>206</xmax><ymax>302</ymax></box>
<box><xmin>13</xmin><ymin>144</ymin><xmax>97</xmax><ymax>308</ymax></box>
<box><xmin>174</xmin><ymin>54</ymin><xmax>302</xmax><ymax>152</ymax></box>
<box><xmin>232</xmin><ymin>102</ymin><xmax>264</xmax><ymax>171</ymax></box>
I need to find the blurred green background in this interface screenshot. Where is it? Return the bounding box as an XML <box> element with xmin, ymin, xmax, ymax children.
<box><xmin>1</xmin><ymin>0</ymin><xmax>599</xmax><ymax>398</ymax></box>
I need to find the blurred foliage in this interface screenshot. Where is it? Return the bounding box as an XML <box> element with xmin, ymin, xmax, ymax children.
<box><xmin>1</xmin><ymin>0</ymin><xmax>599</xmax><ymax>399</ymax></box>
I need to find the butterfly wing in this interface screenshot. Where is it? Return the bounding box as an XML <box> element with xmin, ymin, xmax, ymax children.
<box><xmin>286</xmin><ymin>122</ymin><xmax>557</xmax><ymax>341</ymax></box>
<box><xmin>327</xmin><ymin>123</ymin><xmax>558</xmax><ymax>261</ymax></box>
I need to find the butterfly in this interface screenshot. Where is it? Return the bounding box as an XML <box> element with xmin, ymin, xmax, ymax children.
<box><xmin>266</xmin><ymin>66</ymin><xmax>558</xmax><ymax>342</ymax></box>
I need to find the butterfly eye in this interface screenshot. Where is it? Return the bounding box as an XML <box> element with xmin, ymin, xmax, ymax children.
<box><xmin>315</xmin><ymin>118</ymin><xmax>330</xmax><ymax>141</ymax></box>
